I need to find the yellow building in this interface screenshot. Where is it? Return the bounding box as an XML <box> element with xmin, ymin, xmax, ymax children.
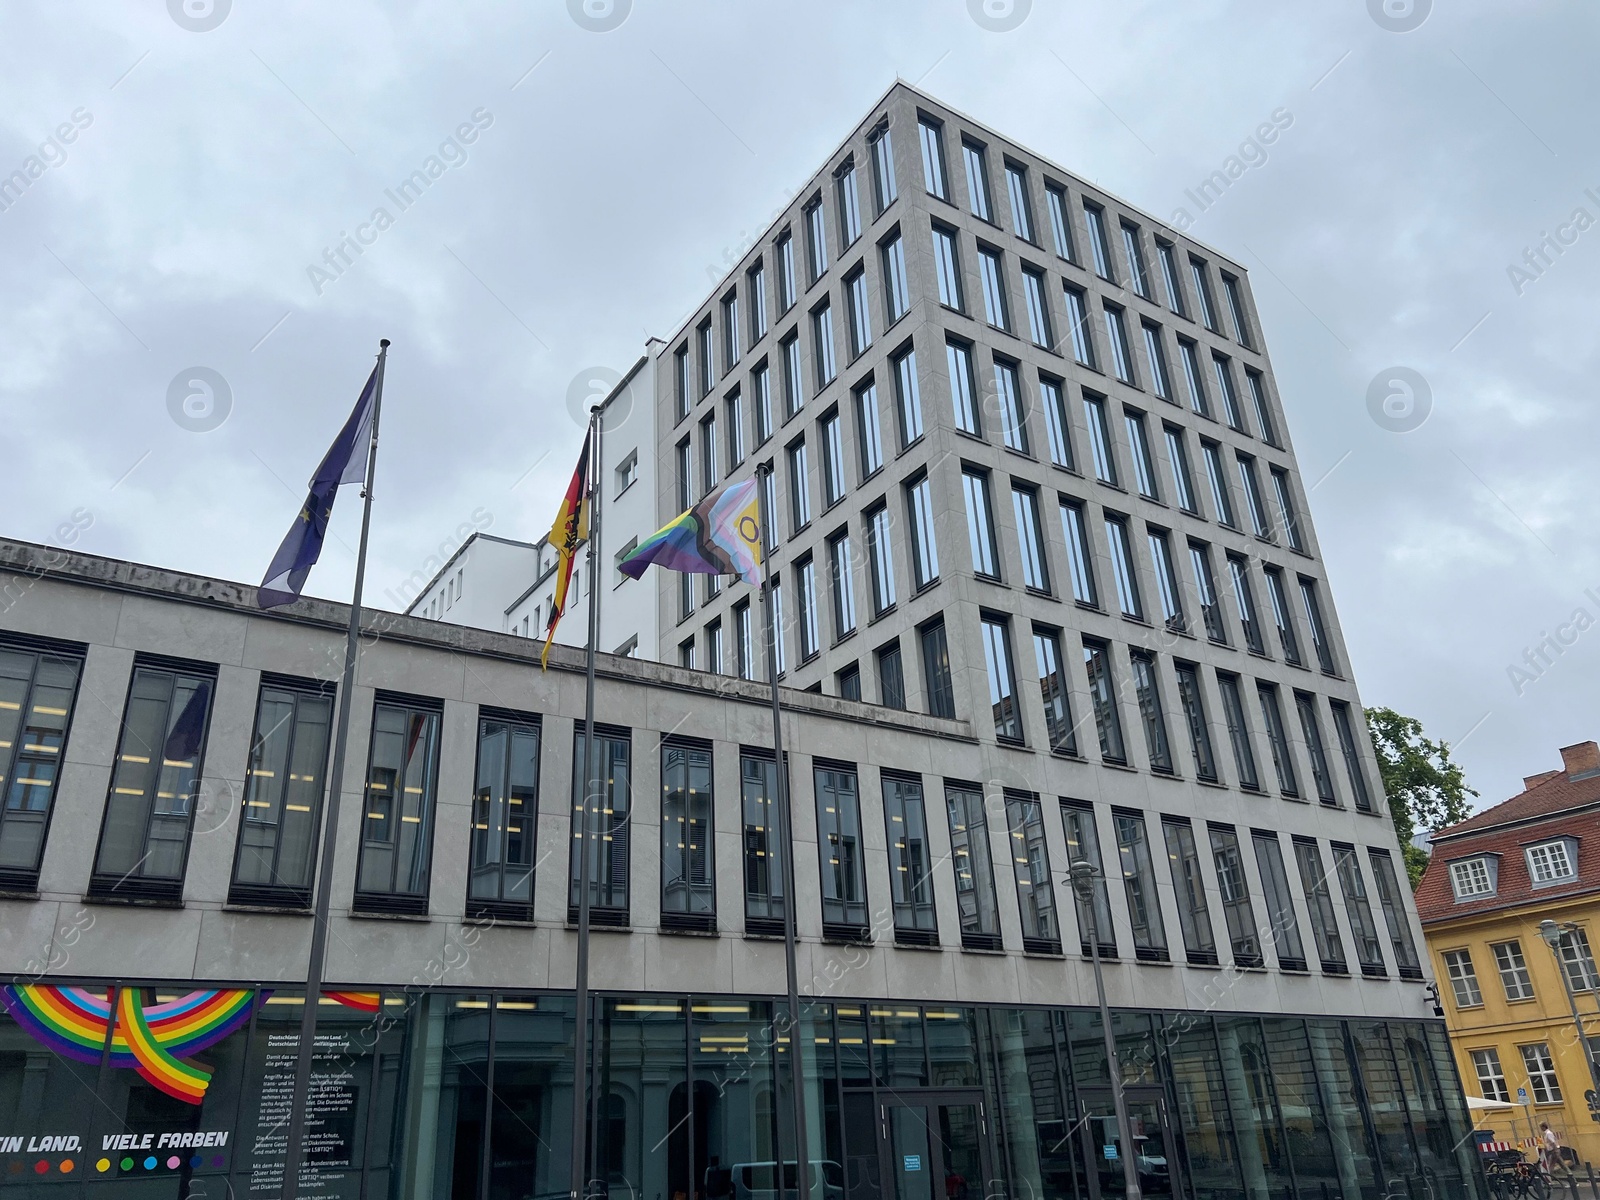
<box><xmin>1418</xmin><ymin>740</ymin><xmax>1600</xmax><ymax>1167</ymax></box>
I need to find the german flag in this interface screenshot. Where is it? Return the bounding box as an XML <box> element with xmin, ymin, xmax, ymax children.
<box><xmin>542</xmin><ymin>428</ymin><xmax>591</xmax><ymax>668</ymax></box>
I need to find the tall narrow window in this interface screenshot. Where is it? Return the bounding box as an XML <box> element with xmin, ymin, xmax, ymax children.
<box><xmin>1264</xmin><ymin>566</ymin><xmax>1301</xmax><ymax>664</ymax></box>
<box><xmin>1033</xmin><ymin>626</ymin><xmax>1077</xmax><ymax>755</ymax></box>
<box><xmin>1163</xmin><ymin>818</ymin><xmax>1217</xmax><ymax>965</ymax></box>
<box><xmin>1520</xmin><ymin>1045</ymin><xmax>1562</xmax><ymax>1104</ymax></box>
<box><xmin>1124</xmin><ymin>410</ymin><xmax>1158</xmax><ymax>499</ymax></box>
<box><xmin>867</xmin><ymin>503</ymin><xmax>897</xmax><ymax>614</ymax></box>
<box><xmin>722</xmin><ymin>292</ymin><xmax>741</xmax><ymax>370</ymax></box>
<box><xmin>836</xmin><ymin>159</ymin><xmax>861</xmax><ymax>246</ymax></box>
<box><xmin>782</xmin><ymin>333</ymin><xmax>805</xmax><ymax>418</ymax></box>
<box><xmin>1061</xmin><ymin>802</ymin><xmax>1116</xmax><ymax>955</ymax></box>
<box><xmin>1007</xmin><ymin>792</ymin><xmax>1061</xmax><ymax>953</ymax></box>
<box><xmin>1330</xmin><ymin>700</ymin><xmax>1374</xmax><ymax>812</ymax></box>
<box><xmin>777</xmin><ymin>230</ymin><xmax>798</xmax><ymax>312</ymax></box>
<box><xmin>1248</xmin><ymin>370</ymin><xmax>1279</xmax><ymax>446</ymax></box>
<box><xmin>797</xmin><ymin>556</ymin><xmax>820</xmax><ymax>660</ymax></box>
<box><xmin>1115</xmin><ymin>810</ymin><xmax>1168</xmax><ymax>959</ymax></box>
<box><xmin>462</xmin><ymin>712</ymin><xmax>541</xmax><ymax>920</ymax></box>
<box><xmin>893</xmin><ymin>345</ymin><xmax>923</xmax><ymax>447</ymax></box>
<box><xmin>353</xmin><ymin>695</ymin><xmax>442</xmax><ymax>913</ymax></box>
<box><xmin>725</xmin><ymin>390</ymin><xmax>746</xmax><ymax>468</ymax></box>
<box><xmin>963</xmin><ymin>468</ymin><xmax>999</xmax><ymax>578</ymax></box>
<box><xmin>1104</xmin><ymin>515</ymin><xmax>1142</xmax><ymax>619</ymax></box>
<box><xmin>876</xmin><ymin>639</ymin><xmax>906</xmax><ymax>710</ymax></box>
<box><xmin>1293</xmin><ymin>837</ymin><xmax>1347</xmax><ymax>974</ymax></box>
<box><xmin>1190</xmin><ymin>257</ymin><xmax>1219</xmax><ymax>331</ymax></box>
<box><xmin>962</xmin><ymin>139</ymin><xmax>992</xmax><ymax>221</ymax></box>
<box><xmin>1165</xmin><ymin>425</ymin><xmax>1199</xmax><ymax>513</ymax></box>
<box><xmin>1060</xmin><ymin>500</ymin><xmax>1098</xmax><ymax>606</ymax></box>
<box><xmin>1174</xmin><ymin>662</ymin><xmax>1216</xmax><ymax>781</ymax></box>
<box><xmin>676</xmin><ymin>436</ymin><xmax>693</xmax><ymax>512</ymax></box>
<box><xmin>0</xmin><ymin>640</ymin><xmax>82</xmax><ymax>889</ymax></box>
<box><xmin>1121</xmin><ymin>222</ymin><xmax>1151</xmax><ymax>298</ymax></box>
<box><xmin>1271</xmin><ymin>468</ymin><xmax>1304</xmax><ymax>551</ymax></box>
<box><xmin>907</xmin><ymin>475</ymin><xmax>940</xmax><ymax>588</ymax></box>
<box><xmin>741</xmin><ymin>751</ymin><xmax>783</xmax><ymax>932</ymax></box>
<box><xmin>920</xmin><ymin>618</ymin><xmax>955</xmax><ymax>718</ymax></box>
<box><xmin>978</xmin><ymin>248</ymin><xmax>1010</xmax><ymax>331</ymax></box>
<box><xmin>1180</xmin><ymin>339</ymin><xmax>1210</xmax><ymax>417</ymax></box>
<box><xmin>674</xmin><ymin>344</ymin><xmax>690</xmax><ymax>420</ymax></box>
<box><xmin>1227</xmin><ymin>555</ymin><xmax>1262</xmax><ymax>652</ymax></box>
<box><xmin>1203</xmin><ymin>441</ymin><xmax>1235</xmax><ymax>526</ymax></box>
<box><xmin>753</xmin><ymin>362</ymin><xmax>773</xmax><ymax>444</ymax></box>
<box><xmin>1143</xmin><ymin>322</ymin><xmax>1171</xmax><ymax>400</ymax></box>
<box><xmin>91</xmin><ymin>661</ymin><xmax>217</xmax><ymax>900</ymax></box>
<box><xmin>870</xmin><ymin>123</ymin><xmax>897</xmax><ymax>212</ymax></box>
<box><xmin>1223</xmin><ymin>273</ymin><xmax>1253</xmax><ymax>347</ymax></box>
<box><xmin>788</xmin><ymin>439</ymin><xmax>812</xmax><ymax>530</ymax></box>
<box><xmin>1157</xmin><ymin>241</ymin><xmax>1185</xmax><ymax>315</ymax></box>
<box><xmin>700</xmin><ymin>412</ymin><xmax>719</xmax><ymax>493</ymax></box>
<box><xmin>569</xmin><ymin>724</ymin><xmax>631</xmax><ymax>923</ymax></box>
<box><xmin>760</xmin><ymin>466</ymin><xmax>779</xmax><ymax>551</ymax></box>
<box><xmin>1082</xmin><ymin>639</ymin><xmax>1126</xmax><ymax>764</ymax></box>
<box><xmin>882</xmin><ymin>232</ymin><xmax>910</xmax><ymax>323</ymax></box>
<box><xmin>1022</xmin><ymin>268</ymin><xmax>1053</xmax><ymax>349</ymax></box>
<box><xmin>994</xmin><ymin>360</ymin><xmax>1028</xmax><ymax>452</ymax></box>
<box><xmin>884</xmin><ymin>772</ymin><xmax>937</xmax><ymax>943</ymax></box>
<box><xmin>1083</xmin><ymin>202</ymin><xmax>1114</xmax><ymax>280</ymax></box>
<box><xmin>1238</xmin><ymin>453</ymin><xmax>1271</xmax><ymax>537</ymax></box>
<box><xmin>748</xmin><ymin>261</ymin><xmax>768</xmax><ymax>343</ymax></box>
<box><xmin>1046</xmin><ymin>184</ymin><xmax>1077</xmax><ymax>261</ymax></box>
<box><xmin>1064</xmin><ymin>286</ymin><xmax>1095</xmax><ymax>367</ymax></box>
<box><xmin>230</xmin><ymin>678</ymin><xmax>333</xmax><ymax>907</ymax></box>
<box><xmin>855</xmin><ymin>381</ymin><xmax>883</xmax><ymax>477</ymax></box>
<box><xmin>1257</xmin><ymin>682</ymin><xmax>1298</xmax><ymax>796</ymax></box>
<box><xmin>698</xmin><ymin>320</ymin><xmax>715</xmax><ymax>395</ymax></box>
<box><xmin>805</xmin><ymin>198</ymin><xmax>828</xmax><ymax>283</ymax></box>
<box><xmin>815</xmin><ymin>762</ymin><xmax>868</xmax><ymax>938</ymax></box>
<box><xmin>918</xmin><ymin>117</ymin><xmax>948</xmax><ymax>199</ymax></box>
<box><xmin>1129</xmin><ymin>650</ymin><xmax>1172</xmax><ymax>772</ymax></box>
<box><xmin>1207</xmin><ymin>824</ymin><xmax>1263</xmax><ymax>967</ymax></box>
<box><xmin>1104</xmin><ymin>304</ymin><xmax>1135</xmax><ymax>384</ymax></box>
<box><xmin>821</xmin><ymin>411</ymin><xmax>846</xmax><ymax>507</ymax></box>
<box><xmin>1217</xmin><ymin>672</ymin><xmax>1259</xmax><ymax>790</ymax></box>
<box><xmin>1083</xmin><ymin>394</ymin><xmax>1117</xmax><ymax>484</ymax></box>
<box><xmin>932</xmin><ymin>224</ymin><xmax>964</xmax><ymax>311</ymax></box>
<box><xmin>1148</xmin><ymin>529</ymin><xmax>1184</xmax><ymax>633</ymax></box>
<box><xmin>1213</xmin><ymin>355</ymin><xmax>1245</xmax><ymax>432</ymax></box>
<box><xmin>1005</xmin><ymin>162</ymin><xmax>1035</xmax><ymax>241</ymax></box>
<box><xmin>1041</xmin><ymin>378</ymin><xmax>1073</xmax><ymax>469</ymax></box>
<box><xmin>1296</xmin><ymin>692</ymin><xmax>1337</xmax><ymax>805</ymax></box>
<box><xmin>981</xmin><ymin>614</ymin><xmax>1022</xmax><ymax>742</ymax></box>
<box><xmin>813</xmin><ymin>301</ymin><xmax>837</xmax><ymax>385</ymax></box>
<box><xmin>1370</xmin><ymin>849</ymin><xmax>1423</xmax><ymax>979</ymax></box>
<box><xmin>1332</xmin><ymin>844</ymin><xmax>1386</xmax><ymax>977</ymax></box>
<box><xmin>660</xmin><ymin>738</ymin><xmax>715</xmax><ymax>928</ymax></box>
<box><xmin>1252</xmin><ymin>830</ymin><xmax>1308</xmax><ymax>972</ymax></box>
<box><xmin>705</xmin><ymin>619</ymin><xmax>724</xmax><ymax>675</ymax></box>
<box><xmin>846</xmin><ymin>269</ymin><xmax>872</xmax><ymax>357</ymax></box>
<box><xmin>946</xmin><ymin>782</ymin><xmax>1002</xmax><ymax>949</ymax></box>
<box><xmin>1299</xmin><ymin>577</ymin><xmax>1337</xmax><ymax>674</ymax></box>
<box><xmin>1189</xmin><ymin>541</ymin><xmax>1225</xmax><ymax>642</ymax></box>
<box><xmin>770</xmin><ymin>576</ymin><xmax>787</xmax><ymax>676</ymax></box>
<box><xmin>829</xmin><ymin>531</ymin><xmax>857</xmax><ymax>640</ymax></box>
<box><xmin>947</xmin><ymin>338</ymin><xmax>979</xmax><ymax>434</ymax></box>
<box><xmin>1012</xmin><ymin>484</ymin><xmax>1049</xmax><ymax>592</ymax></box>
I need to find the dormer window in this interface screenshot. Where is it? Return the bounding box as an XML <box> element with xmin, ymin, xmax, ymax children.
<box><xmin>1449</xmin><ymin>856</ymin><xmax>1497</xmax><ymax>899</ymax></box>
<box><xmin>1526</xmin><ymin>838</ymin><xmax>1577</xmax><ymax>885</ymax></box>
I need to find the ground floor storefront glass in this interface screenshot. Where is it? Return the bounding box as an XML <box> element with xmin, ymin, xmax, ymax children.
<box><xmin>0</xmin><ymin>980</ymin><xmax>1485</xmax><ymax>1199</ymax></box>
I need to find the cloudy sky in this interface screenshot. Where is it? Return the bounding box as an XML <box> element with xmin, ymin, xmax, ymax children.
<box><xmin>2</xmin><ymin>0</ymin><xmax>1595</xmax><ymax>813</ymax></box>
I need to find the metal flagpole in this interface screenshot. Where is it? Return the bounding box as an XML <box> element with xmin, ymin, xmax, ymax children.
<box><xmin>755</xmin><ymin>462</ymin><xmax>812</xmax><ymax>1200</ymax></box>
<box><xmin>569</xmin><ymin>404</ymin><xmax>605</xmax><ymax>1200</ymax></box>
<box><xmin>280</xmin><ymin>338</ymin><xmax>389</xmax><ymax>1200</ymax></box>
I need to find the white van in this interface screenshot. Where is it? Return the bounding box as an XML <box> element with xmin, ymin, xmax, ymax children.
<box><xmin>719</xmin><ymin>1159</ymin><xmax>845</xmax><ymax>1200</ymax></box>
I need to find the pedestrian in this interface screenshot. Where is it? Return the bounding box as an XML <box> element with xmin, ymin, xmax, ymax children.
<box><xmin>1539</xmin><ymin>1122</ymin><xmax>1561</xmax><ymax>1175</ymax></box>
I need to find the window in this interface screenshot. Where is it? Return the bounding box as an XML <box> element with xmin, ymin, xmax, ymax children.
<box><xmin>1213</xmin><ymin>355</ymin><xmax>1245</xmax><ymax>432</ymax></box>
<box><xmin>0</xmin><ymin>640</ymin><xmax>82</xmax><ymax>888</ymax></box>
<box><xmin>1208</xmin><ymin>824</ymin><xmax>1263</xmax><ymax>966</ymax></box>
<box><xmin>1104</xmin><ymin>515</ymin><xmax>1142</xmax><ymax>619</ymax></box>
<box><xmin>465</xmin><ymin>712</ymin><xmax>540</xmax><ymax>918</ymax></box>
<box><xmin>946</xmin><ymin>782</ymin><xmax>1002</xmax><ymax>949</ymax></box>
<box><xmin>1164</xmin><ymin>426</ymin><xmax>1198</xmax><ymax>514</ymax></box>
<box><xmin>805</xmin><ymin>198</ymin><xmax>828</xmax><ymax>283</ymax></box>
<box><xmin>918</xmin><ymin>117</ymin><xmax>949</xmax><ymax>200</ymax></box>
<box><xmin>1253</xmin><ymin>831</ymin><xmax>1308</xmax><ymax>971</ymax></box>
<box><xmin>1248</xmin><ymin>370</ymin><xmax>1279</xmax><ymax>446</ymax></box>
<box><xmin>1007</xmin><ymin>792</ymin><xmax>1061</xmax><ymax>953</ymax></box>
<box><xmin>1332</xmin><ymin>843</ymin><xmax>1385</xmax><ymax>976</ymax></box>
<box><xmin>1021</xmin><ymin>267</ymin><xmax>1053</xmax><ymax>349</ymax></box>
<box><xmin>1005</xmin><ymin>162</ymin><xmax>1035</xmax><ymax>241</ymax></box>
<box><xmin>675</xmin><ymin>436</ymin><xmax>693</xmax><ymax>511</ymax></box>
<box><xmin>1179</xmin><ymin>339</ymin><xmax>1209</xmax><ymax>417</ymax></box>
<box><xmin>815</xmin><ymin>762</ymin><xmax>868</xmax><ymax>937</ymax></box>
<box><xmin>1143</xmin><ymin>323</ymin><xmax>1172</xmax><ymax>401</ymax></box>
<box><xmin>1104</xmin><ymin>305</ymin><xmax>1135</xmax><ymax>384</ymax></box>
<box><xmin>698</xmin><ymin>320</ymin><xmax>715</xmax><ymax>395</ymax></box>
<box><xmin>1083</xmin><ymin>394</ymin><xmax>1117</xmax><ymax>483</ymax></box>
<box><xmin>1223</xmin><ymin>273</ymin><xmax>1253</xmax><ymax>347</ymax></box>
<box><xmin>1129</xmin><ymin>651</ymin><xmax>1172</xmax><ymax>773</ymax></box>
<box><xmin>759</xmin><ymin>466</ymin><xmax>779</xmax><ymax>551</ymax></box>
<box><xmin>838</xmin><ymin>665</ymin><xmax>861</xmax><ymax>701</ymax></box>
<box><xmin>1174</xmin><ymin>662</ymin><xmax>1216</xmax><ymax>781</ymax></box>
<box><xmin>353</xmin><ymin>696</ymin><xmax>441</xmax><ymax>912</ymax></box>
<box><xmin>735</xmin><ymin>600</ymin><xmax>755</xmax><ymax>680</ymax></box>
<box><xmin>870</xmin><ymin>122</ymin><xmax>897</xmax><ymax>212</ymax></box>
<box><xmin>770</xmin><ymin>576</ymin><xmax>787</xmax><ymax>676</ymax></box>
<box><xmin>813</xmin><ymin>301</ymin><xmax>837</xmax><ymax>385</ymax></box>
<box><xmin>944</xmin><ymin>338</ymin><xmax>980</xmax><ymax>434</ymax></box>
<box><xmin>787</xmin><ymin>439</ymin><xmax>811</xmax><ymax>530</ymax></box>
<box><xmin>1471</xmin><ymin>1050</ymin><xmax>1510</xmax><ymax>1103</ymax></box>
<box><xmin>1264</xmin><ymin>567</ymin><xmax>1301</xmax><ymax>664</ymax></box>
<box><xmin>907</xmin><ymin>474</ymin><xmax>940</xmax><ymax>588</ymax></box>
<box><xmin>700</xmin><ymin>412</ymin><xmax>719</xmax><ymax>493</ymax></box>
<box><xmin>748</xmin><ymin>261</ymin><xmax>768</xmax><ymax>343</ymax></box>
<box><xmin>1125</xmin><ymin>410</ymin><xmax>1158</xmax><ymax>499</ymax></box>
<box><xmin>845</xmin><ymin>269</ymin><xmax>872</xmax><ymax>357</ymax></box>
<box><xmin>932</xmin><ymin>224</ymin><xmax>964</xmax><ymax>310</ymax></box>
<box><xmin>1271</xmin><ymin>468</ymin><xmax>1304</xmax><ymax>551</ymax></box>
<box><xmin>836</xmin><ymin>158</ymin><xmax>862</xmax><ymax>246</ymax></box>
<box><xmin>866</xmin><ymin>504</ymin><xmax>896</xmax><ymax>614</ymax></box>
<box><xmin>883</xmin><ymin>772</ymin><xmax>937</xmax><ymax>942</ymax></box>
<box><xmin>1082</xmin><ymin>639</ymin><xmax>1126</xmax><ymax>764</ymax></box>
<box><xmin>1033</xmin><ymin>626</ymin><xmax>1077</xmax><ymax>756</ymax></box>
<box><xmin>1188</xmin><ymin>541</ymin><xmax>1223</xmax><ymax>642</ymax></box>
<box><xmin>1148</xmin><ymin>529</ymin><xmax>1184</xmax><ymax>633</ymax></box>
<box><xmin>962</xmin><ymin>139</ymin><xmax>992</xmax><ymax>221</ymax></box>
<box><xmin>782</xmin><ymin>333</ymin><xmax>804</xmax><ymax>418</ymax></box>
<box><xmin>1203</xmin><ymin>441</ymin><xmax>1235</xmax><ymax>526</ymax></box>
<box><xmin>821</xmin><ymin>410</ymin><xmax>847</xmax><ymax>507</ymax></box>
<box><xmin>1062</xmin><ymin>802</ymin><xmax>1116</xmax><ymax>955</ymax></box>
<box><xmin>854</xmin><ymin>381</ymin><xmax>883</xmax><ymax>477</ymax></box>
<box><xmin>882</xmin><ymin>232</ymin><xmax>910</xmax><ymax>323</ymax></box>
<box><xmin>1371</xmin><ymin>850</ymin><xmax>1423</xmax><ymax>979</ymax></box>
<box><xmin>1330</xmin><ymin>700</ymin><xmax>1374</xmax><ymax>812</ymax></box>
<box><xmin>1121</xmin><ymin>222</ymin><xmax>1151</xmax><ymax>298</ymax></box>
<box><xmin>777</xmin><ymin>230</ymin><xmax>797</xmax><ymax>311</ymax></box>
<box><xmin>753</xmin><ymin>362</ymin><xmax>773</xmax><ymax>443</ymax></box>
<box><xmin>1299</xmin><ymin>577</ymin><xmax>1336</xmax><ymax>673</ymax></box>
<box><xmin>1449</xmin><ymin>856</ymin><xmax>1495</xmax><ymax>899</ymax></box>
<box><xmin>231</xmin><ymin>679</ymin><xmax>334</xmax><ymax>906</ymax></box>
<box><xmin>1296</xmin><ymin>692</ymin><xmax>1337</xmax><ymax>805</ymax></box>
<box><xmin>722</xmin><ymin>292</ymin><xmax>741</xmax><ymax>370</ymax></box>
<box><xmin>660</xmin><ymin>738</ymin><xmax>715</xmax><ymax>926</ymax></box>
<box><xmin>892</xmin><ymin>345</ymin><xmax>923</xmax><ymax>447</ymax></box>
<box><xmin>1083</xmin><ymin>201</ymin><xmax>1114</xmax><ymax>280</ymax></box>
<box><xmin>978</xmin><ymin>247</ymin><xmax>1010</xmax><ymax>330</ymax></box>
<box><xmin>705</xmin><ymin>619</ymin><xmax>724</xmax><ymax>675</ymax></box>
<box><xmin>1257</xmin><ymin>682</ymin><xmax>1297</xmax><ymax>795</ymax></box>
<box><xmin>797</xmin><ymin>556</ymin><xmax>820</xmax><ymax>660</ymax></box>
<box><xmin>1190</xmin><ymin>256</ymin><xmax>1219</xmax><ymax>331</ymax></box>
<box><xmin>963</xmin><ymin>468</ymin><xmax>999</xmax><ymax>578</ymax></box>
<box><xmin>876</xmin><ymin>640</ymin><xmax>906</xmax><ymax>710</ymax></box>
<box><xmin>740</xmin><ymin>752</ymin><xmax>783</xmax><ymax>930</ymax></box>
<box><xmin>1060</xmin><ymin>499</ymin><xmax>1098</xmax><ymax>606</ymax></box>
<box><xmin>994</xmin><ymin>359</ymin><xmax>1028</xmax><ymax>452</ymax></box>
<box><xmin>920</xmin><ymin>618</ymin><xmax>955</xmax><ymax>718</ymax></box>
<box><xmin>725</xmin><ymin>390</ymin><xmax>746</xmax><ymax>468</ymax></box>
<box><xmin>1556</xmin><ymin>927</ymin><xmax>1599</xmax><ymax>992</ymax></box>
<box><xmin>1520</xmin><ymin>1044</ymin><xmax>1562</xmax><ymax>1104</ymax></box>
<box><xmin>1112</xmin><ymin>811</ymin><xmax>1167</xmax><ymax>960</ymax></box>
<box><xmin>679</xmin><ymin>638</ymin><xmax>695</xmax><ymax>670</ymax></box>
<box><xmin>1526</xmin><ymin>839</ymin><xmax>1575</xmax><ymax>883</ymax></box>
<box><xmin>1217</xmin><ymin>672</ymin><xmax>1259</xmax><ymax>789</ymax></box>
<box><xmin>1238</xmin><ymin>453</ymin><xmax>1271</xmax><ymax>537</ymax></box>
<box><xmin>674</xmin><ymin>344</ymin><xmax>690</xmax><ymax>420</ymax></box>
<box><xmin>91</xmin><ymin>661</ymin><xmax>217</xmax><ymax>899</ymax></box>
<box><xmin>1157</xmin><ymin>240</ymin><xmax>1185</xmax><ymax>315</ymax></box>
<box><xmin>1040</xmin><ymin>378</ymin><xmax>1073</xmax><ymax>469</ymax></box>
<box><xmin>1296</xmin><ymin>838</ymin><xmax>1348</xmax><ymax>973</ymax></box>
<box><xmin>1046</xmin><ymin>184</ymin><xmax>1076</xmax><ymax>261</ymax></box>
<box><xmin>982</xmin><ymin>614</ymin><xmax>1022</xmax><ymax>742</ymax></box>
<box><xmin>1012</xmin><ymin>485</ymin><xmax>1049</xmax><ymax>592</ymax></box>
<box><xmin>829</xmin><ymin>531</ymin><xmax>857</xmax><ymax>638</ymax></box>
<box><xmin>1163</xmin><ymin>818</ymin><xmax>1217</xmax><ymax>965</ymax></box>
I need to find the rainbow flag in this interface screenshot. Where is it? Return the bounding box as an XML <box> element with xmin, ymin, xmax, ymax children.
<box><xmin>620</xmin><ymin>477</ymin><xmax>762</xmax><ymax>587</ymax></box>
<box><xmin>541</xmin><ymin>428</ymin><xmax>591</xmax><ymax>668</ymax></box>
<box><xmin>115</xmin><ymin>988</ymin><xmax>213</xmax><ymax>1104</ymax></box>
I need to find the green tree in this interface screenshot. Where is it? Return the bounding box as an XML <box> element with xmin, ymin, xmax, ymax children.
<box><xmin>1364</xmin><ymin>706</ymin><xmax>1479</xmax><ymax>887</ymax></box>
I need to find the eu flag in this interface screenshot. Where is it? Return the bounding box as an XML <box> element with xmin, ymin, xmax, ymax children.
<box><xmin>256</xmin><ymin>365</ymin><xmax>378</xmax><ymax>609</ymax></box>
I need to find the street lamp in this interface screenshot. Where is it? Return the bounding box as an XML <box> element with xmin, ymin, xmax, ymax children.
<box><xmin>1537</xmin><ymin>919</ymin><xmax>1600</xmax><ymax>1121</ymax></box>
<box><xmin>1070</xmin><ymin>860</ymin><xmax>1142</xmax><ymax>1200</ymax></box>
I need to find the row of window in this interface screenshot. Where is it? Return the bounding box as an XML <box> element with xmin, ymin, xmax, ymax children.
<box><xmin>1441</xmin><ymin>931</ymin><xmax>1598</xmax><ymax>1009</ymax></box>
<box><xmin>1446</xmin><ymin>836</ymin><xmax>1581</xmax><ymax>902</ymax></box>
<box><xmin>1470</xmin><ymin>1041</ymin><xmax>1592</xmax><ymax>1107</ymax></box>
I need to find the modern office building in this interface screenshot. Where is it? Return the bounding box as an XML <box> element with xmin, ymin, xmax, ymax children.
<box><xmin>0</xmin><ymin>83</ymin><xmax>1482</xmax><ymax>1200</ymax></box>
<box><xmin>1417</xmin><ymin>740</ymin><xmax>1600</xmax><ymax>1163</ymax></box>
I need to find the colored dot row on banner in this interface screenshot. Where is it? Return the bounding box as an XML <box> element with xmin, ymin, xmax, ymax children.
<box><xmin>9</xmin><ymin>1154</ymin><xmax>227</xmax><ymax>1175</ymax></box>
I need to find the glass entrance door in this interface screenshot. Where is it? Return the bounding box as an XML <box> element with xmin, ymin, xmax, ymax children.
<box><xmin>875</xmin><ymin>1091</ymin><xmax>993</xmax><ymax>1200</ymax></box>
<box><xmin>1079</xmin><ymin>1086</ymin><xmax>1179</xmax><ymax>1199</ymax></box>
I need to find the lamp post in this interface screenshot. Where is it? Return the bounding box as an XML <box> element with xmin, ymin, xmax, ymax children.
<box><xmin>1070</xmin><ymin>860</ymin><xmax>1142</xmax><ymax>1200</ymax></box>
<box><xmin>1537</xmin><ymin>920</ymin><xmax>1600</xmax><ymax>1115</ymax></box>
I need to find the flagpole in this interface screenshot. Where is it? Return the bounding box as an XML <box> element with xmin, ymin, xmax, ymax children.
<box><xmin>569</xmin><ymin>403</ymin><xmax>604</xmax><ymax>1200</ymax></box>
<box><xmin>280</xmin><ymin>339</ymin><xmax>389</xmax><ymax>1200</ymax></box>
<box><xmin>755</xmin><ymin>462</ymin><xmax>811</xmax><ymax>1200</ymax></box>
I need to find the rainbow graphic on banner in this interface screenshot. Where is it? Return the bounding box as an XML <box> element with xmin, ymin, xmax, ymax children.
<box><xmin>324</xmin><ymin>990</ymin><xmax>381</xmax><ymax>1013</ymax></box>
<box><xmin>116</xmin><ymin>987</ymin><xmax>212</xmax><ymax>1104</ymax></box>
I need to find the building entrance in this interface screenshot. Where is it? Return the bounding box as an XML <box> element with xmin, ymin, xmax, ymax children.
<box><xmin>1077</xmin><ymin>1085</ymin><xmax>1180</xmax><ymax>1199</ymax></box>
<box><xmin>840</xmin><ymin>1089</ymin><xmax>995</xmax><ymax>1200</ymax></box>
